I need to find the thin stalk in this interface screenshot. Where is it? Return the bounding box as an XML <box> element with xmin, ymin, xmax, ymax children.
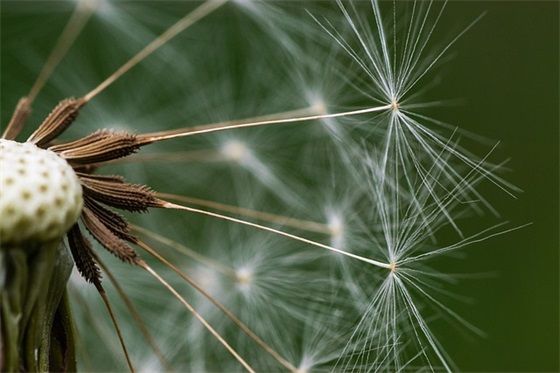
<box><xmin>2</xmin><ymin>0</ymin><xmax>95</xmax><ymax>140</ymax></box>
<box><xmin>96</xmin><ymin>256</ymin><xmax>173</xmax><ymax>371</ymax></box>
<box><xmin>83</xmin><ymin>0</ymin><xmax>229</xmax><ymax>103</ymax></box>
<box><xmin>139</xmin><ymin>104</ymin><xmax>393</xmax><ymax>143</ymax></box>
<box><xmin>136</xmin><ymin>241</ymin><xmax>298</xmax><ymax>372</ymax></box>
<box><xmin>137</xmin><ymin>259</ymin><xmax>256</xmax><ymax>373</ymax></box>
<box><xmin>132</xmin><ymin>224</ymin><xmax>236</xmax><ymax>278</ymax></box>
<box><xmin>161</xmin><ymin>201</ymin><xmax>392</xmax><ymax>270</ymax></box>
<box><xmin>28</xmin><ymin>0</ymin><xmax>97</xmax><ymax>102</ymax></box>
<box><xmin>92</xmin><ymin>282</ymin><xmax>135</xmax><ymax>372</ymax></box>
<box><xmin>157</xmin><ymin>193</ymin><xmax>332</xmax><ymax>234</ymax></box>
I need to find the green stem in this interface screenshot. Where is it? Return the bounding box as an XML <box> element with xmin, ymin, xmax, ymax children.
<box><xmin>0</xmin><ymin>241</ymin><xmax>75</xmax><ymax>372</ymax></box>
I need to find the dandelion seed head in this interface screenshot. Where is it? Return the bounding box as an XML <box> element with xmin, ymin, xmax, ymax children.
<box><xmin>0</xmin><ymin>139</ymin><xmax>83</xmax><ymax>244</ymax></box>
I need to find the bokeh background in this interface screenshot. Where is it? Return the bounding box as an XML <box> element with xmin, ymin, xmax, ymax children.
<box><xmin>1</xmin><ymin>1</ymin><xmax>558</xmax><ymax>372</ymax></box>
<box><xmin>433</xmin><ymin>3</ymin><xmax>559</xmax><ymax>371</ymax></box>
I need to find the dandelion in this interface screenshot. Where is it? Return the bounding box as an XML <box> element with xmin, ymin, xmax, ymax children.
<box><xmin>1</xmin><ymin>1</ymin><xmax>519</xmax><ymax>372</ymax></box>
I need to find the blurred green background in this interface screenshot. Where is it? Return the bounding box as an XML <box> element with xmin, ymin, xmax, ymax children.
<box><xmin>1</xmin><ymin>1</ymin><xmax>558</xmax><ymax>372</ymax></box>
<box><xmin>433</xmin><ymin>2</ymin><xmax>559</xmax><ymax>372</ymax></box>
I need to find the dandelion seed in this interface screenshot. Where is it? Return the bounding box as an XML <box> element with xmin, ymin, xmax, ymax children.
<box><xmin>313</xmin><ymin>0</ymin><xmax>519</xmax><ymax>214</ymax></box>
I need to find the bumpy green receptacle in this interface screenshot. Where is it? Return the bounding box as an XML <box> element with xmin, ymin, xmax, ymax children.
<box><xmin>1</xmin><ymin>241</ymin><xmax>76</xmax><ymax>372</ymax></box>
